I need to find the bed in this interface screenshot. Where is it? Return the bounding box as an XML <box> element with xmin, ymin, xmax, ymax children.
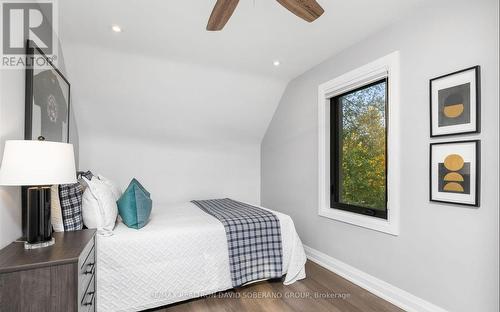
<box><xmin>96</xmin><ymin>201</ymin><xmax>307</xmax><ymax>312</ymax></box>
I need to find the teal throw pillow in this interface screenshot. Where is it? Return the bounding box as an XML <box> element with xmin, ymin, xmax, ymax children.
<box><xmin>117</xmin><ymin>178</ymin><xmax>152</xmax><ymax>229</ymax></box>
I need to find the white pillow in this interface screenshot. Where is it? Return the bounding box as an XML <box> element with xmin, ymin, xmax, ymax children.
<box><xmin>50</xmin><ymin>185</ymin><xmax>64</xmax><ymax>232</ymax></box>
<box><xmin>81</xmin><ymin>177</ymin><xmax>118</xmax><ymax>236</ymax></box>
<box><xmin>97</xmin><ymin>174</ymin><xmax>122</xmax><ymax>201</ymax></box>
<box><xmin>82</xmin><ymin>188</ymin><xmax>99</xmax><ymax>229</ymax></box>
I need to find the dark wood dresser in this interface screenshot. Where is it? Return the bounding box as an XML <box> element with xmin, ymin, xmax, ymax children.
<box><xmin>0</xmin><ymin>229</ymin><xmax>96</xmax><ymax>312</ymax></box>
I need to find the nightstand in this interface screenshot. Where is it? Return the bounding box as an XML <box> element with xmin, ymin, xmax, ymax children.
<box><xmin>0</xmin><ymin>229</ymin><xmax>96</xmax><ymax>312</ymax></box>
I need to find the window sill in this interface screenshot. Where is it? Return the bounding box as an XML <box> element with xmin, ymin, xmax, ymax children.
<box><xmin>318</xmin><ymin>205</ymin><xmax>399</xmax><ymax>235</ymax></box>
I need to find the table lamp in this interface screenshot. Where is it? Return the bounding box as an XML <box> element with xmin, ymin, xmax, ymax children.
<box><xmin>0</xmin><ymin>140</ymin><xmax>76</xmax><ymax>249</ymax></box>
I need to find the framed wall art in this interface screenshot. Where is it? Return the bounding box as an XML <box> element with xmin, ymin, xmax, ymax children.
<box><xmin>25</xmin><ymin>40</ymin><xmax>71</xmax><ymax>143</ymax></box>
<box><xmin>430</xmin><ymin>66</ymin><xmax>480</xmax><ymax>137</ymax></box>
<box><xmin>430</xmin><ymin>140</ymin><xmax>480</xmax><ymax>207</ymax></box>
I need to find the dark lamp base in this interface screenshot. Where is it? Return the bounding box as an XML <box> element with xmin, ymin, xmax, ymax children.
<box><xmin>26</xmin><ymin>186</ymin><xmax>53</xmax><ymax>248</ymax></box>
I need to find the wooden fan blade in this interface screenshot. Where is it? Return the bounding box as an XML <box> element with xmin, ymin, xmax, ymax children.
<box><xmin>207</xmin><ymin>0</ymin><xmax>240</xmax><ymax>31</ymax></box>
<box><xmin>276</xmin><ymin>0</ymin><xmax>324</xmax><ymax>22</ymax></box>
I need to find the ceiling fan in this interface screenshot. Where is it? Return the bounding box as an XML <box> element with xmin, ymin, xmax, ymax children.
<box><xmin>206</xmin><ymin>0</ymin><xmax>324</xmax><ymax>31</ymax></box>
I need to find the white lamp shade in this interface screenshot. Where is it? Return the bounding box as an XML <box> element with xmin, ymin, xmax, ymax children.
<box><xmin>0</xmin><ymin>140</ymin><xmax>77</xmax><ymax>186</ymax></box>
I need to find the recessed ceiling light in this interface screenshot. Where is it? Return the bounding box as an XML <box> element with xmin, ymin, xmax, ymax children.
<box><xmin>273</xmin><ymin>60</ymin><xmax>280</xmax><ymax>67</ymax></box>
<box><xmin>111</xmin><ymin>25</ymin><xmax>122</xmax><ymax>33</ymax></box>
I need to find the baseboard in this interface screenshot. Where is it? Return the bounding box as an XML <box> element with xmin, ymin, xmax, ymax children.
<box><xmin>303</xmin><ymin>245</ymin><xmax>448</xmax><ymax>312</ymax></box>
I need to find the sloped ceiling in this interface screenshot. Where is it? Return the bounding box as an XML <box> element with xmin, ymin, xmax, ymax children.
<box><xmin>60</xmin><ymin>0</ymin><xmax>428</xmax><ymax>144</ymax></box>
<box><xmin>62</xmin><ymin>43</ymin><xmax>286</xmax><ymax>144</ymax></box>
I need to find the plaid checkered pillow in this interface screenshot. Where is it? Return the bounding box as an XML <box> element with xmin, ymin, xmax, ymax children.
<box><xmin>59</xmin><ymin>183</ymin><xmax>84</xmax><ymax>231</ymax></box>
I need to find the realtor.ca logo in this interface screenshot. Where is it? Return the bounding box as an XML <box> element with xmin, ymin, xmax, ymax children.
<box><xmin>1</xmin><ymin>0</ymin><xmax>58</xmax><ymax>69</ymax></box>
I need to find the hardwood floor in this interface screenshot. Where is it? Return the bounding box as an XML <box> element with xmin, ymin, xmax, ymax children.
<box><xmin>151</xmin><ymin>261</ymin><xmax>404</xmax><ymax>312</ymax></box>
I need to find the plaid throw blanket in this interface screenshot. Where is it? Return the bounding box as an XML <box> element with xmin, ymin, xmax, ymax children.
<box><xmin>191</xmin><ymin>198</ymin><xmax>283</xmax><ymax>287</ymax></box>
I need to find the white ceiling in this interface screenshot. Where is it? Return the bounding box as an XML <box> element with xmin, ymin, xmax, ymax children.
<box><xmin>60</xmin><ymin>0</ymin><xmax>428</xmax><ymax>80</ymax></box>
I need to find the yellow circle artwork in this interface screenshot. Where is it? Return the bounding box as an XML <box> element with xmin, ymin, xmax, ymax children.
<box><xmin>444</xmin><ymin>154</ymin><xmax>464</xmax><ymax>171</ymax></box>
<box><xmin>443</xmin><ymin>172</ymin><xmax>464</xmax><ymax>182</ymax></box>
<box><xmin>443</xmin><ymin>104</ymin><xmax>464</xmax><ymax>118</ymax></box>
<box><xmin>443</xmin><ymin>154</ymin><xmax>465</xmax><ymax>193</ymax></box>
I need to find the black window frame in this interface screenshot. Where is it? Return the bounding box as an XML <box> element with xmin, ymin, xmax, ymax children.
<box><xmin>330</xmin><ymin>78</ymin><xmax>389</xmax><ymax>219</ymax></box>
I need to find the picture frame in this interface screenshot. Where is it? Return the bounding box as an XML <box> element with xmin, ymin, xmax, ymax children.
<box><xmin>429</xmin><ymin>140</ymin><xmax>480</xmax><ymax>207</ymax></box>
<box><xmin>429</xmin><ymin>66</ymin><xmax>480</xmax><ymax>137</ymax></box>
<box><xmin>25</xmin><ymin>40</ymin><xmax>71</xmax><ymax>143</ymax></box>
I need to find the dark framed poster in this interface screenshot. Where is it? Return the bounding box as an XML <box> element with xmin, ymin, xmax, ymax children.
<box><xmin>430</xmin><ymin>140</ymin><xmax>480</xmax><ymax>207</ymax></box>
<box><xmin>430</xmin><ymin>66</ymin><xmax>480</xmax><ymax>137</ymax></box>
<box><xmin>25</xmin><ymin>40</ymin><xmax>71</xmax><ymax>143</ymax></box>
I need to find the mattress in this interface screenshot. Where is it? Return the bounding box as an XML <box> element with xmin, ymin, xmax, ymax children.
<box><xmin>96</xmin><ymin>201</ymin><xmax>307</xmax><ymax>312</ymax></box>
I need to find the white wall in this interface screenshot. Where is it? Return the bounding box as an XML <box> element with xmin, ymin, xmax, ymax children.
<box><xmin>0</xmin><ymin>66</ymin><xmax>25</xmax><ymax>248</ymax></box>
<box><xmin>79</xmin><ymin>136</ymin><xmax>260</xmax><ymax>205</ymax></box>
<box><xmin>63</xmin><ymin>44</ymin><xmax>287</xmax><ymax>205</ymax></box>
<box><xmin>261</xmin><ymin>1</ymin><xmax>499</xmax><ymax>311</ymax></box>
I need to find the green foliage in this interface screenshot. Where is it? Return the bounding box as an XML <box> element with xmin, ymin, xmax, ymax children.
<box><xmin>338</xmin><ymin>82</ymin><xmax>386</xmax><ymax>210</ymax></box>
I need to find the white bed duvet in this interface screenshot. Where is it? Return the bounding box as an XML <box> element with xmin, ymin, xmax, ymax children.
<box><xmin>96</xmin><ymin>201</ymin><xmax>307</xmax><ymax>312</ymax></box>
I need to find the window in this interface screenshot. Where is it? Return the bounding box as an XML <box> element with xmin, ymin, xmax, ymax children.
<box><xmin>330</xmin><ymin>79</ymin><xmax>388</xmax><ymax>219</ymax></box>
<box><xmin>317</xmin><ymin>51</ymin><xmax>400</xmax><ymax>235</ymax></box>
